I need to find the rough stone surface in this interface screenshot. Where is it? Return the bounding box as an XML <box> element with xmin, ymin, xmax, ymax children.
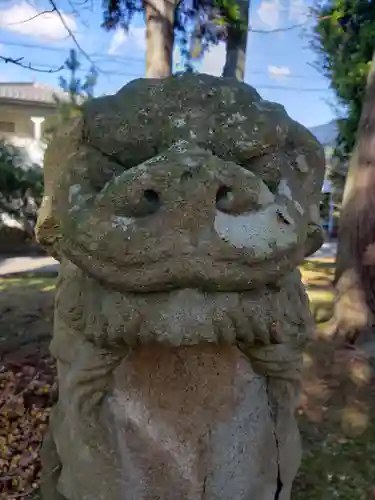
<box><xmin>36</xmin><ymin>73</ymin><xmax>325</xmax><ymax>500</ymax></box>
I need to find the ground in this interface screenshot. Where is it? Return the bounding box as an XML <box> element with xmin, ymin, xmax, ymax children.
<box><xmin>0</xmin><ymin>258</ymin><xmax>374</xmax><ymax>499</ymax></box>
<box><xmin>296</xmin><ymin>258</ymin><xmax>375</xmax><ymax>499</ymax></box>
<box><xmin>0</xmin><ymin>275</ymin><xmax>55</xmax><ymax>499</ymax></box>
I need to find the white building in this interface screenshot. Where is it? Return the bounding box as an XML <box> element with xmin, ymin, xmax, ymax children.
<box><xmin>0</xmin><ymin>82</ymin><xmax>67</xmax><ymax>166</ymax></box>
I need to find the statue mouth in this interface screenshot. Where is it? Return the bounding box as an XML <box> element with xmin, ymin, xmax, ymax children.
<box><xmin>66</xmin><ymin>239</ymin><xmax>302</xmax><ymax>293</ymax></box>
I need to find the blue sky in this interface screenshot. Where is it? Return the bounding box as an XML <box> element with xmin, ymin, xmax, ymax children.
<box><xmin>0</xmin><ymin>0</ymin><xmax>337</xmax><ymax>127</ymax></box>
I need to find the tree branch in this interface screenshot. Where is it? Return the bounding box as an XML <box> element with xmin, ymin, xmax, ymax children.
<box><xmin>3</xmin><ymin>8</ymin><xmax>57</xmax><ymax>26</ymax></box>
<box><xmin>249</xmin><ymin>14</ymin><xmax>331</xmax><ymax>34</ymax></box>
<box><xmin>0</xmin><ymin>55</ymin><xmax>63</xmax><ymax>73</ymax></box>
<box><xmin>250</xmin><ymin>21</ymin><xmax>307</xmax><ymax>33</ymax></box>
<box><xmin>46</xmin><ymin>0</ymin><xmax>96</xmax><ymax>68</ymax></box>
<box><xmin>66</xmin><ymin>0</ymin><xmax>90</xmax><ymax>28</ymax></box>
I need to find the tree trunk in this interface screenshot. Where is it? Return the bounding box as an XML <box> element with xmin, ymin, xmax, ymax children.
<box><xmin>333</xmin><ymin>48</ymin><xmax>375</xmax><ymax>344</ymax></box>
<box><xmin>144</xmin><ymin>0</ymin><xmax>176</xmax><ymax>78</ymax></box>
<box><xmin>222</xmin><ymin>0</ymin><xmax>249</xmax><ymax>81</ymax></box>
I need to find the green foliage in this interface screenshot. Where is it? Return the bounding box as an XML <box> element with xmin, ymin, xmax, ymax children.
<box><xmin>58</xmin><ymin>49</ymin><xmax>97</xmax><ymax>102</ymax></box>
<box><xmin>312</xmin><ymin>0</ymin><xmax>375</xmax><ymax>159</ymax></box>
<box><xmin>0</xmin><ymin>141</ymin><xmax>43</xmax><ymax>199</ymax></box>
<box><xmin>0</xmin><ymin>50</ymin><xmax>97</xmax><ymax>232</ymax></box>
<box><xmin>0</xmin><ymin>140</ymin><xmax>43</xmax><ymax>227</ymax></box>
<box><xmin>44</xmin><ymin>49</ymin><xmax>97</xmax><ymax>142</ymax></box>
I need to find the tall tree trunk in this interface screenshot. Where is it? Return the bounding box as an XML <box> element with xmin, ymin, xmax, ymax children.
<box><xmin>144</xmin><ymin>0</ymin><xmax>176</xmax><ymax>78</ymax></box>
<box><xmin>222</xmin><ymin>0</ymin><xmax>249</xmax><ymax>81</ymax></box>
<box><xmin>333</xmin><ymin>48</ymin><xmax>375</xmax><ymax>344</ymax></box>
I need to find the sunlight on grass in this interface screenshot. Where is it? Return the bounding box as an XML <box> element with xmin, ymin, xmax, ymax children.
<box><xmin>0</xmin><ymin>275</ymin><xmax>56</xmax><ymax>292</ymax></box>
<box><xmin>341</xmin><ymin>406</ymin><xmax>370</xmax><ymax>436</ymax></box>
<box><xmin>300</xmin><ymin>259</ymin><xmax>336</xmax><ymax>324</ymax></box>
<box><xmin>307</xmin><ymin>289</ymin><xmax>335</xmax><ymax>303</ymax></box>
<box><xmin>306</xmin><ymin>289</ymin><xmax>335</xmax><ymax>324</ymax></box>
<box><xmin>300</xmin><ymin>260</ymin><xmax>335</xmax><ymax>287</ymax></box>
<box><xmin>346</xmin><ymin>353</ymin><xmax>373</xmax><ymax>386</ymax></box>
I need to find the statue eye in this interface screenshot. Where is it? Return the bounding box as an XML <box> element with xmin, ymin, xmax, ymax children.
<box><xmin>246</xmin><ymin>153</ymin><xmax>282</xmax><ymax>194</ymax></box>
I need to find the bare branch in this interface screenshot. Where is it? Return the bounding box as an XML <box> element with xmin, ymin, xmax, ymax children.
<box><xmin>0</xmin><ymin>55</ymin><xmax>63</xmax><ymax>73</ymax></box>
<box><xmin>66</xmin><ymin>0</ymin><xmax>90</xmax><ymax>28</ymax></box>
<box><xmin>249</xmin><ymin>14</ymin><xmax>331</xmax><ymax>34</ymax></box>
<box><xmin>3</xmin><ymin>8</ymin><xmax>57</xmax><ymax>26</ymax></box>
<box><xmin>46</xmin><ymin>0</ymin><xmax>96</xmax><ymax>68</ymax></box>
<box><xmin>68</xmin><ymin>0</ymin><xmax>96</xmax><ymax>13</ymax></box>
<box><xmin>249</xmin><ymin>21</ymin><xmax>308</xmax><ymax>34</ymax></box>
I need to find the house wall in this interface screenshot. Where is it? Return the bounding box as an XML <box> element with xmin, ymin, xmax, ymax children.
<box><xmin>0</xmin><ymin>101</ymin><xmax>56</xmax><ymax>139</ymax></box>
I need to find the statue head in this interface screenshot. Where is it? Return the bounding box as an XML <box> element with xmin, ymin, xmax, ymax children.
<box><xmin>37</xmin><ymin>74</ymin><xmax>325</xmax><ymax>293</ymax></box>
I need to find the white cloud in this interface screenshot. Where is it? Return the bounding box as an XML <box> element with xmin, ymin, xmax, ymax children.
<box><xmin>108</xmin><ymin>29</ymin><xmax>126</xmax><ymax>55</ymax></box>
<box><xmin>0</xmin><ymin>1</ymin><xmax>77</xmax><ymax>41</ymax></box>
<box><xmin>108</xmin><ymin>26</ymin><xmax>146</xmax><ymax>55</ymax></box>
<box><xmin>268</xmin><ymin>65</ymin><xmax>291</xmax><ymax>78</ymax></box>
<box><xmin>288</xmin><ymin>0</ymin><xmax>309</xmax><ymax>23</ymax></box>
<box><xmin>256</xmin><ymin>0</ymin><xmax>281</xmax><ymax>29</ymax></box>
<box><xmin>200</xmin><ymin>43</ymin><xmax>226</xmax><ymax>77</ymax></box>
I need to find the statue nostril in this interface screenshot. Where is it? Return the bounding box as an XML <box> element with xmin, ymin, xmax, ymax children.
<box><xmin>135</xmin><ymin>189</ymin><xmax>161</xmax><ymax>216</ymax></box>
<box><xmin>216</xmin><ymin>185</ymin><xmax>234</xmax><ymax>212</ymax></box>
<box><xmin>144</xmin><ymin>189</ymin><xmax>160</xmax><ymax>204</ymax></box>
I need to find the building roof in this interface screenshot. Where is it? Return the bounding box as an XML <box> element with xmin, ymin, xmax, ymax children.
<box><xmin>0</xmin><ymin>82</ymin><xmax>68</xmax><ymax>105</ymax></box>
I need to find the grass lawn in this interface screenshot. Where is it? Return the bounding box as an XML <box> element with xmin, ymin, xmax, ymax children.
<box><xmin>0</xmin><ymin>274</ymin><xmax>56</xmax><ymax>359</ymax></box>
<box><xmin>0</xmin><ymin>260</ymin><xmax>374</xmax><ymax>499</ymax></box>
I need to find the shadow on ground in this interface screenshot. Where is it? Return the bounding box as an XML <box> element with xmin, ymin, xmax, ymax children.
<box><xmin>0</xmin><ymin>274</ymin><xmax>56</xmax><ymax>359</ymax></box>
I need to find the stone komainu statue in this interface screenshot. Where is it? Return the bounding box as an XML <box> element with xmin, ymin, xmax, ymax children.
<box><xmin>36</xmin><ymin>74</ymin><xmax>325</xmax><ymax>500</ymax></box>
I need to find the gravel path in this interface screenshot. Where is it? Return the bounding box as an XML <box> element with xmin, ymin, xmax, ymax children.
<box><xmin>0</xmin><ymin>256</ymin><xmax>59</xmax><ymax>276</ymax></box>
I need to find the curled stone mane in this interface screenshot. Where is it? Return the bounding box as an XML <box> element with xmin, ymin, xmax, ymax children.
<box><xmin>36</xmin><ymin>74</ymin><xmax>325</xmax><ymax>500</ymax></box>
<box><xmin>55</xmin><ymin>261</ymin><xmax>312</xmax><ymax>353</ymax></box>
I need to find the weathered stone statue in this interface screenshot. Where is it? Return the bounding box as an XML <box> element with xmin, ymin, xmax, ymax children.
<box><xmin>36</xmin><ymin>74</ymin><xmax>325</xmax><ymax>500</ymax></box>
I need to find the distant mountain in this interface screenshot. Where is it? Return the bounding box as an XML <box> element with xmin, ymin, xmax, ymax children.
<box><xmin>309</xmin><ymin>120</ymin><xmax>338</xmax><ymax>146</ymax></box>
